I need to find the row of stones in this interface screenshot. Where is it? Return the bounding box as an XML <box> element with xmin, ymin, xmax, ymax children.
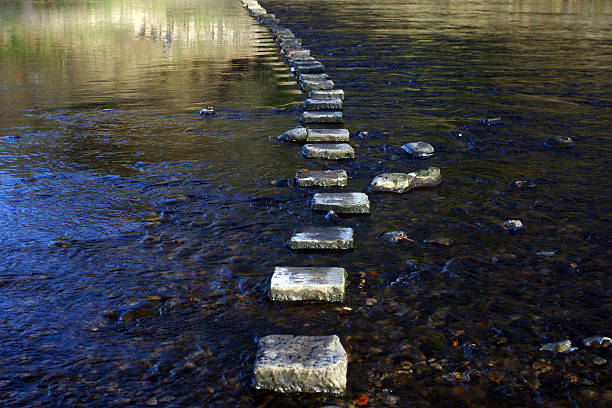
<box><xmin>242</xmin><ymin>0</ymin><xmax>349</xmax><ymax>395</ymax></box>
<box><xmin>243</xmin><ymin>0</ymin><xmax>447</xmax><ymax>396</ymax></box>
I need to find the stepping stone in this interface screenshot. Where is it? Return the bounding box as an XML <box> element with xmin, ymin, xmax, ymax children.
<box><xmin>301</xmin><ymin>111</ymin><xmax>343</xmax><ymax>124</ymax></box>
<box><xmin>292</xmin><ymin>62</ymin><xmax>325</xmax><ymax>74</ymax></box>
<box><xmin>270</xmin><ymin>267</ymin><xmax>346</xmax><ymax>302</ymax></box>
<box><xmin>309</xmin><ymin>89</ymin><xmax>345</xmax><ymax>100</ymax></box>
<box><xmin>295</xmin><ymin>169</ymin><xmax>348</xmax><ymax>187</ymax></box>
<box><xmin>306</xmin><ymin>128</ymin><xmax>349</xmax><ymax>142</ymax></box>
<box><xmin>303</xmin><ymin>143</ymin><xmax>354</xmax><ymax>159</ymax></box>
<box><xmin>304</xmin><ymin>98</ymin><xmax>343</xmax><ymax>111</ymax></box>
<box><xmin>289</xmin><ymin>227</ymin><xmax>354</xmax><ymax>250</ymax></box>
<box><xmin>312</xmin><ymin>193</ymin><xmax>370</xmax><ymax>214</ymax></box>
<box><xmin>253</xmin><ymin>335</ymin><xmax>348</xmax><ymax>394</ymax></box>
<box><xmin>287</xmin><ymin>49</ymin><xmax>310</xmax><ymax>58</ymax></box>
<box><xmin>299</xmin><ymin>73</ymin><xmax>330</xmax><ymax>82</ymax></box>
<box><xmin>289</xmin><ymin>56</ymin><xmax>316</xmax><ymax>64</ymax></box>
<box><xmin>301</xmin><ymin>79</ymin><xmax>335</xmax><ymax>91</ymax></box>
<box><xmin>280</xmin><ymin>40</ymin><xmax>302</xmax><ymax>50</ymax></box>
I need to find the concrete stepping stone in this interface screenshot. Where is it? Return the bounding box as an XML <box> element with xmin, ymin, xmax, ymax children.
<box><xmin>295</xmin><ymin>169</ymin><xmax>348</xmax><ymax>187</ymax></box>
<box><xmin>253</xmin><ymin>335</ymin><xmax>347</xmax><ymax>394</ymax></box>
<box><xmin>270</xmin><ymin>267</ymin><xmax>346</xmax><ymax>302</ymax></box>
<box><xmin>287</xmin><ymin>49</ymin><xmax>310</xmax><ymax>58</ymax></box>
<box><xmin>312</xmin><ymin>193</ymin><xmax>370</xmax><ymax>214</ymax></box>
<box><xmin>304</xmin><ymin>98</ymin><xmax>343</xmax><ymax>111</ymax></box>
<box><xmin>292</xmin><ymin>62</ymin><xmax>325</xmax><ymax>74</ymax></box>
<box><xmin>289</xmin><ymin>56</ymin><xmax>316</xmax><ymax>64</ymax></box>
<box><xmin>301</xmin><ymin>111</ymin><xmax>343</xmax><ymax>124</ymax></box>
<box><xmin>309</xmin><ymin>89</ymin><xmax>345</xmax><ymax>100</ymax></box>
<box><xmin>303</xmin><ymin>143</ymin><xmax>354</xmax><ymax>159</ymax></box>
<box><xmin>301</xmin><ymin>79</ymin><xmax>334</xmax><ymax>91</ymax></box>
<box><xmin>289</xmin><ymin>227</ymin><xmax>354</xmax><ymax>250</ymax></box>
<box><xmin>306</xmin><ymin>128</ymin><xmax>349</xmax><ymax>142</ymax></box>
<box><xmin>298</xmin><ymin>73</ymin><xmax>330</xmax><ymax>82</ymax></box>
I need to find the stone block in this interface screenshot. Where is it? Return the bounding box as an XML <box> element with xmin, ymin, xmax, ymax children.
<box><xmin>301</xmin><ymin>111</ymin><xmax>343</xmax><ymax>124</ymax></box>
<box><xmin>299</xmin><ymin>73</ymin><xmax>330</xmax><ymax>82</ymax></box>
<box><xmin>289</xmin><ymin>227</ymin><xmax>354</xmax><ymax>250</ymax></box>
<box><xmin>253</xmin><ymin>335</ymin><xmax>347</xmax><ymax>394</ymax></box>
<box><xmin>309</xmin><ymin>89</ymin><xmax>345</xmax><ymax>100</ymax></box>
<box><xmin>288</xmin><ymin>49</ymin><xmax>310</xmax><ymax>58</ymax></box>
<box><xmin>302</xmin><ymin>143</ymin><xmax>354</xmax><ymax>159</ymax></box>
<box><xmin>289</xmin><ymin>56</ymin><xmax>316</xmax><ymax>64</ymax></box>
<box><xmin>295</xmin><ymin>169</ymin><xmax>348</xmax><ymax>188</ymax></box>
<box><xmin>270</xmin><ymin>267</ymin><xmax>346</xmax><ymax>302</ymax></box>
<box><xmin>300</xmin><ymin>79</ymin><xmax>335</xmax><ymax>91</ymax></box>
<box><xmin>304</xmin><ymin>98</ymin><xmax>343</xmax><ymax>111</ymax></box>
<box><xmin>306</xmin><ymin>128</ymin><xmax>349</xmax><ymax>143</ymax></box>
<box><xmin>292</xmin><ymin>62</ymin><xmax>325</xmax><ymax>74</ymax></box>
<box><xmin>312</xmin><ymin>193</ymin><xmax>370</xmax><ymax>214</ymax></box>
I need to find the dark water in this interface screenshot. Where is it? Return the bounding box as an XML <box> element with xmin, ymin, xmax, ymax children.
<box><xmin>1</xmin><ymin>0</ymin><xmax>611</xmax><ymax>406</ymax></box>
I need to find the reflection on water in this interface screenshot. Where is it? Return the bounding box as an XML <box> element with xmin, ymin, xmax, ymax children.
<box><xmin>1</xmin><ymin>0</ymin><xmax>611</xmax><ymax>406</ymax></box>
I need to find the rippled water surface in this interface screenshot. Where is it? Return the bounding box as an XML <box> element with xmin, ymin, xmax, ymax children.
<box><xmin>1</xmin><ymin>0</ymin><xmax>611</xmax><ymax>406</ymax></box>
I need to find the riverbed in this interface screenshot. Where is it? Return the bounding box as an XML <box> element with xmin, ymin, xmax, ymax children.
<box><xmin>1</xmin><ymin>0</ymin><xmax>610</xmax><ymax>406</ymax></box>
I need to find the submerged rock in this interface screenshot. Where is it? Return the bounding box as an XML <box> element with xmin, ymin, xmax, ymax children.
<box><xmin>544</xmin><ymin>136</ymin><xmax>574</xmax><ymax>147</ymax></box>
<box><xmin>482</xmin><ymin>117</ymin><xmax>503</xmax><ymax>126</ymax></box>
<box><xmin>401</xmin><ymin>141</ymin><xmax>434</xmax><ymax>158</ymax></box>
<box><xmin>539</xmin><ymin>339</ymin><xmax>577</xmax><ymax>353</ymax></box>
<box><xmin>380</xmin><ymin>231</ymin><xmax>412</xmax><ymax>243</ymax></box>
<box><xmin>325</xmin><ymin>210</ymin><xmax>339</xmax><ymax>222</ymax></box>
<box><xmin>583</xmin><ymin>336</ymin><xmax>611</xmax><ymax>348</ymax></box>
<box><xmin>370</xmin><ymin>167</ymin><xmax>441</xmax><ymax>193</ymax></box>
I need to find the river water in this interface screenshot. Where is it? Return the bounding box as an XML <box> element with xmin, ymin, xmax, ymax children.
<box><xmin>1</xmin><ymin>0</ymin><xmax>610</xmax><ymax>406</ymax></box>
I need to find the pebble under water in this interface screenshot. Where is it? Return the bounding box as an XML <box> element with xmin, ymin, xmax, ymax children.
<box><xmin>1</xmin><ymin>0</ymin><xmax>611</xmax><ymax>406</ymax></box>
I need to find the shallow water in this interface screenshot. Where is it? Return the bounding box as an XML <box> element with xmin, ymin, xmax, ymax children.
<box><xmin>1</xmin><ymin>0</ymin><xmax>611</xmax><ymax>406</ymax></box>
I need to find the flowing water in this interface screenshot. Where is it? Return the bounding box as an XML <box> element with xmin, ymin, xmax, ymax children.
<box><xmin>1</xmin><ymin>0</ymin><xmax>610</xmax><ymax>406</ymax></box>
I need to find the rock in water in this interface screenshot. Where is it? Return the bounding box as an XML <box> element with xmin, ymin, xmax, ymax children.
<box><xmin>500</xmin><ymin>219</ymin><xmax>524</xmax><ymax>232</ymax></box>
<box><xmin>544</xmin><ymin>136</ymin><xmax>574</xmax><ymax>147</ymax></box>
<box><xmin>253</xmin><ymin>335</ymin><xmax>348</xmax><ymax>394</ymax></box>
<box><xmin>312</xmin><ymin>193</ymin><xmax>370</xmax><ymax>214</ymax></box>
<box><xmin>380</xmin><ymin>231</ymin><xmax>412</xmax><ymax>243</ymax></box>
<box><xmin>278</xmin><ymin>126</ymin><xmax>307</xmax><ymax>142</ymax></box>
<box><xmin>539</xmin><ymin>339</ymin><xmax>577</xmax><ymax>353</ymax></box>
<box><xmin>289</xmin><ymin>227</ymin><xmax>354</xmax><ymax>250</ymax></box>
<box><xmin>401</xmin><ymin>141</ymin><xmax>434</xmax><ymax>157</ymax></box>
<box><xmin>325</xmin><ymin>210</ymin><xmax>339</xmax><ymax>222</ymax></box>
<box><xmin>370</xmin><ymin>167</ymin><xmax>441</xmax><ymax>193</ymax></box>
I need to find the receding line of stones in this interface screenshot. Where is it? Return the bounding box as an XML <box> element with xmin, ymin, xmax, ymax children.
<box><xmin>241</xmin><ymin>0</ymin><xmax>445</xmax><ymax>395</ymax></box>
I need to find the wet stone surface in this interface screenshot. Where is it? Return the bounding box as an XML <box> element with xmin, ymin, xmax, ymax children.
<box><xmin>401</xmin><ymin>141</ymin><xmax>434</xmax><ymax>157</ymax></box>
<box><xmin>545</xmin><ymin>135</ymin><xmax>575</xmax><ymax>147</ymax></box>
<box><xmin>289</xmin><ymin>227</ymin><xmax>354</xmax><ymax>250</ymax></box>
<box><xmin>298</xmin><ymin>73</ymin><xmax>330</xmax><ymax>82</ymax></box>
<box><xmin>310</xmin><ymin>89</ymin><xmax>345</xmax><ymax>100</ymax></box>
<box><xmin>301</xmin><ymin>111</ymin><xmax>343</xmax><ymax>124</ymax></box>
<box><xmin>253</xmin><ymin>335</ymin><xmax>348</xmax><ymax>394</ymax></box>
<box><xmin>304</xmin><ymin>98</ymin><xmax>343</xmax><ymax>111</ymax></box>
<box><xmin>306</xmin><ymin>128</ymin><xmax>350</xmax><ymax>142</ymax></box>
<box><xmin>278</xmin><ymin>126</ymin><xmax>307</xmax><ymax>142</ymax></box>
<box><xmin>292</xmin><ymin>62</ymin><xmax>325</xmax><ymax>74</ymax></box>
<box><xmin>287</xmin><ymin>49</ymin><xmax>310</xmax><ymax>58</ymax></box>
<box><xmin>300</xmin><ymin>79</ymin><xmax>335</xmax><ymax>91</ymax></box>
<box><xmin>312</xmin><ymin>192</ymin><xmax>370</xmax><ymax>214</ymax></box>
<box><xmin>370</xmin><ymin>167</ymin><xmax>441</xmax><ymax>193</ymax></box>
<box><xmin>295</xmin><ymin>169</ymin><xmax>348</xmax><ymax>187</ymax></box>
<box><xmin>270</xmin><ymin>267</ymin><xmax>346</xmax><ymax>302</ymax></box>
<box><xmin>302</xmin><ymin>143</ymin><xmax>354</xmax><ymax>159</ymax></box>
